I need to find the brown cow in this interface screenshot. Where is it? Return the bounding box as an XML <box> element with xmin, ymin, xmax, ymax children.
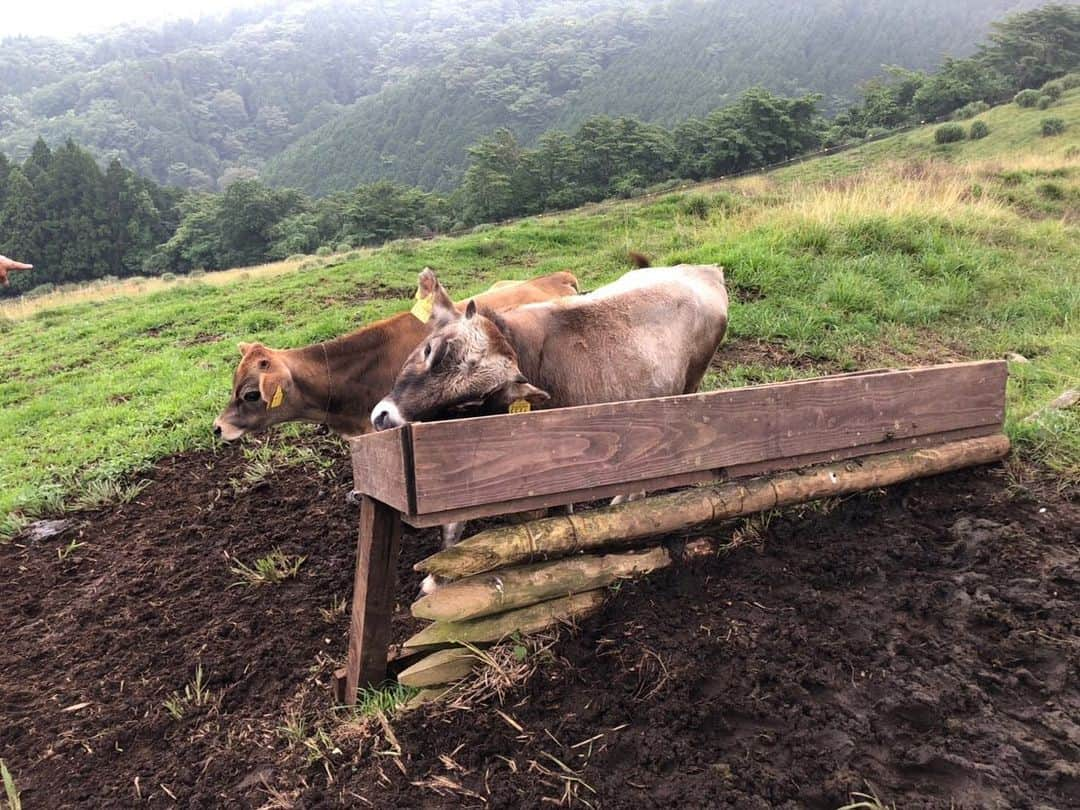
<box><xmin>213</xmin><ymin>270</ymin><xmax>578</xmax><ymax>441</ymax></box>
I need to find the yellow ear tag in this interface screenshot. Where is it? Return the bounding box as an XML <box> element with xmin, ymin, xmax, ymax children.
<box><xmin>268</xmin><ymin>385</ymin><xmax>285</xmax><ymax>409</ymax></box>
<box><xmin>509</xmin><ymin>399</ymin><xmax>531</xmax><ymax>414</ymax></box>
<box><xmin>410</xmin><ymin>287</ymin><xmax>434</xmax><ymax>323</ymax></box>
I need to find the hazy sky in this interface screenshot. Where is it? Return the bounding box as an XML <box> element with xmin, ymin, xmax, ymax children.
<box><xmin>5</xmin><ymin>0</ymin><xmax>269</xmax><ymax>39</ymax></box>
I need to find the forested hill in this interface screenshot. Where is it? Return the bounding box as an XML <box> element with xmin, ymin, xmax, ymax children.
<box><xmin>0</xmin><ymin>0</ymin><xmax>1048</xmax><ymax>196</ymax></box>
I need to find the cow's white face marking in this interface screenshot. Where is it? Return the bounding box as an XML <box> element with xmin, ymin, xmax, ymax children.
<box><xmin>371</xmin><ymin>398</ymin><xmax>404</xmax><ymax>431</ymax></box>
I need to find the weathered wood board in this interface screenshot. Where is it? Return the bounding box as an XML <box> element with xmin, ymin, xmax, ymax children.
<box><xmin>350</xmin><ymin>361</ymin><xmax>1006</xmax><ymax>519</ymax></box>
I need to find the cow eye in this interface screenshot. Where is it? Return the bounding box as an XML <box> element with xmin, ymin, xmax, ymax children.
<box><xmin>243</xmin><ymin>390</ymin><xmax>261</xmax><ymax>402</ymax></box>
<box><xmin>423</xmin><ymin>343</ymin><xmax>432</xmax><ymax>359</ymax></box>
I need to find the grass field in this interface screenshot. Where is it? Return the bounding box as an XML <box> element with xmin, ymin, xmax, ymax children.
<box><xmin>1</xmin><ymin>91</ymin><xmax>1077</xmax><ymax>537</ymax></box>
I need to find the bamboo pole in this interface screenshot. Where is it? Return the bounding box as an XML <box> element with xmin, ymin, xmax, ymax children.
<box><xmin>416</xmin><ymin>434</ymin><xmax>1010</xmax><ymax>580</ymax></box>
<box><xmin>412</xmin><ymin>546</ymin><xmax>671</xmax><ymax>622</ymax></box>
<box><xmin>402</xmin><ymin>590</ymin><xmax>606</xmax><ymax>651</ymax></box>
<box><xmin>397</xmin><ymin>648</ymin><xmax>477</xmax><ymax>687</ymax></box>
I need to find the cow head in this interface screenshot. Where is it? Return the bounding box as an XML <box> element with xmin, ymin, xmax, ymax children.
<box><xmin>213</xmin><ymin>342</ymin><xmax>296</xmax><ymax>441</ymax></box>
<box><xmin>371</xmin><ymin>269</ymin><xmax>548</xmax><ymax>430</ymax></box>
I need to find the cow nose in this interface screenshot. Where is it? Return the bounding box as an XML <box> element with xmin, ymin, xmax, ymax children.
<box><xmin>213</xmin><ymin>424</ymin><xmax>222</xmax><ymax>438</ymax></box>
<box><xmin>371</xmin><ymin>399</ymin><xmax>403</xmax><ymax>432</ymax></box>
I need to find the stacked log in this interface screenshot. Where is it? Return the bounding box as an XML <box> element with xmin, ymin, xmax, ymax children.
<box><xmin>398</xmin><ymin>435</ymin><xmax>1009</xmax><ymax>689</ymax></box>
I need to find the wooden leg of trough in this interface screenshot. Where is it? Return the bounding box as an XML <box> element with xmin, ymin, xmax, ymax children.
<box><xmin>334</xmin><ymin>494</ymin><xmax>402</xmax><ymax>705</ymax></box>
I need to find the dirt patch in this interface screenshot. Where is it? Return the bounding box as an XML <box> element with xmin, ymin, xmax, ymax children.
<box><xmin>1</xmin><ymin>438</ymin><xmax>1077</xmax><ymax>809</ymax></box>
<box><xmin>322</xmin><ymin>284</ymin><xmax>414</xmax><ymax>308</ymax></box>
<box><xmin>716</xmin><ymin>337</ymin><xmax>844</xmax><ymax>372</ymax></box>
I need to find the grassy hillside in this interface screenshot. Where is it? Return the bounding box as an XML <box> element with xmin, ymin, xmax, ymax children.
<box><xmin>1</xmin><ymin>93</ymin><xmax>1077</xmax><ymax>536</ymax></box>
<box><xmin>780</xmin><ymin>83</ymin><xmax>1080</xmax><ymax>183</ymax></box>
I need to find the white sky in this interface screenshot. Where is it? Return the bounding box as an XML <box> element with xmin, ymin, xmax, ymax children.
<box><xmin>4</xmin><ymin>0</ymin><xmax>270</xmax><ymax>39</ymax></box>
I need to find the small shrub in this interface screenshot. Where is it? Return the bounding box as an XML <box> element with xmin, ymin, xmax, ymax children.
<box><xmin>1041</xmin><ymin>118</ymin><xmax>1066</xmax><ymax>137</ymax></box>
<box><xmin>26</xmin><ymin>283</ymin><xmax>56</xmax><ymax>298</ymax></box>
<box><xmin>190</xmin><ymin>269</ymin><xmax>207</xmax><ymax>279</ymax></box>
<box><xmin>1038</xmin><ymin>95</ymin><xmax>1052</xmax><ymax>110</ymax></box>
<box><xmin>344</xmin><ymin>251</ymin><xmax>361</xmax><ymax>261</ymax></box>
<box><xmin>934</xmin><ymin>123</ymin><xmax>965</xmax><ymax>144</ymax></box>
<box><xmin>161</xmin><ymin>272</ymin><xmax>177</xmax><ymax>282</ymax></box>
<box><xmin>953</xmin><ymin>100</ymin><xmax>989</xmax><ymax>120</ymax></box>
<box><xmin>298</xmin><ymin>260</ymin><xmax>318</xmax><ymax>270</ymax></box>
<box><xmin>1040</xmin><ymin>79</ymin><xmax>1064</xmax><ymax>101</ymax></box>
<box><xmin>1014</xmin><ymin>89</ymin><xmax>1041</xmax><ymax>108</ymax></box>
<box><xmin>1037</xmin><ymin>182</ymin><xmax>1064</xmax><ymax>201</ymax></box>
<box><xmin>315</xmin><ymin>246</ymin><xmax>332</xmax><ymax>257</ymax></box>
<box><xmin>335</xmin><ymin>242</ymin><xmax>351</xmax><ymax>253</ymax></box>
<box><xmin>679</xmin><ymin>194</ymin><xmax>712</xmax><ymax>219</ymax></box>
<box><xmin>1061</xmin><ymin>72</ymin><xmax>1080</xmax><ymax>90</ymax></box>
<box><xmin>470</xmin><ymin>223</ymin><xmax>495</xmax><ymax>233</ymax></box>
<box><xmin>968</xmin><ymin>120</ymin><xmax>989</xmax><ymax>140</ymax></box>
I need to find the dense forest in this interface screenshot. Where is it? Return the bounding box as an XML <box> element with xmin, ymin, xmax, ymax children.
<box><xmin>1</xmin><ymin>4</ymin><xmax>1077</xmax><ymax>296</ymax></box>
<box><xmin>0</xmin><ymin>0</ymin><xmax>1046</xmax><ymax>194</ymax></box>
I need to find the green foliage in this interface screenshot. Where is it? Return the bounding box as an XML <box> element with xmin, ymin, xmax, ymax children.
<box><xmin>982</xmin><ymin>4</ymin><xmax>1080</xmax><ymax>90</ymax></box>
<box><xmin>953</xmin><ymin>100</ymin><xmax>990</xmax><ymax>119</ymax></box>
<box><xmin>1041</xmin><ymin>117</ymin><xmax>1067</xmax><ymax>136</ymax></box>
<box><xmin>934</xmin><ymin>123</ymin><xmax>966</xmax><ymax>144</ymax></box>
<box><xmin>1042</xmin><ymin>79</ymin><xmax>1065</xmax><ymax>101</ymax></box>
<box><xmin>969</xmin><ymin>120</ymin><xmax>990</xmax><ymax>140</ymax></box>
<box><xmin>1039</xmin><ymin>95</ymin><xmax>1053</xmax><ymax>110</ymax></box>
<box><xmin>1015</xmin><ymin>89</ymin><xmax>1042</xmax><ymax>108</ymax></box>
<box><xmin>315</xmin><ymin>246</ymin><xmax>332</xmax><ymax>257</ymax></box>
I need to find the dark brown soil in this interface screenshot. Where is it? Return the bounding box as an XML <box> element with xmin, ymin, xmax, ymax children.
<box><xmin>1</xmin><ymin>434</ymin><xmax>1077</xmax><ymax>809</ymax></box>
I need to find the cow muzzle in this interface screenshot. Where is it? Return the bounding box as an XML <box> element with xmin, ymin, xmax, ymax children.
<box><xmin>213</xmin><ymin>417</ymin><xmax>246</xmax><ymax>442</ymax></box>
<box><xmin>371</xmin><ymin>399</ymin><xmax>404</xmax><ymax>432</ymax></box>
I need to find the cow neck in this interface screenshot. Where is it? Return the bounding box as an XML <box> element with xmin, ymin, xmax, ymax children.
<box><xmin>285</xmin><ymin>313</ymin><xmax>415</xmax><ymax>429</ymax></box>
<box><xmin>483</xmin><ymin>309</ymin><xmax>544</xmax><ymax>383</ymax></box>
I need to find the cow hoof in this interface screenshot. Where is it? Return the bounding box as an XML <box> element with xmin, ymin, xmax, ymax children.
<box><xmin>420</xmin><ymin>574</ymin><xmax>441</xmax><ymax>596</ymax></box>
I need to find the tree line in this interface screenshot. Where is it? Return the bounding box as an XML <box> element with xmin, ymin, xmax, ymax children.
<box><xmin>1</xmin><ymin>4</ymin><xmax>1075</xmax><ymax>296</ymax></box>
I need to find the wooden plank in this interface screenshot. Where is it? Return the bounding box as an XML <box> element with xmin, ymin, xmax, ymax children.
<box><xmin>406</xmin><ymin>361</ymin><xmax>1007</xmax><ymax>515</ymax></box>
<box><xmin>341</xmin><ymin>495</ymin><xmax>402</xmax><ymax>704</ymax></box>
<box><xmin>349</xmin><ymin>426</ymin><xmax>413</xmax><ymax>513</ymax></box>
<box><xmin>400</xmin><ymin>423</ymin><xmax>1000</xmax><ymax>527</ymax></box>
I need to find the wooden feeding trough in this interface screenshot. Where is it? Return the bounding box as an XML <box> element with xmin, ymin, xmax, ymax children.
<box><xmin>332</xmin><ymin>360</ymin><xmax>1009</xmax><ymax>703</ymax></box>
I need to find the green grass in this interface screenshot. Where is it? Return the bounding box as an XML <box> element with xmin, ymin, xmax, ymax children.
<box><xmin>1</xmin><ymin>93</ymin><xmax>1078</xmax><ymax>533</ymax></box>
<box><xmin>780</xmin><ymin>86</ymin><xmax>1080</xmax><ymax>183</ymax></box>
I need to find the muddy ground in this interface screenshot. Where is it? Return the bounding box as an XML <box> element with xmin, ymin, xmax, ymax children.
<box><xmin>1</xmin><ymin>434</ymin><xmax>1077</xmax><ymax>809</ymax></box>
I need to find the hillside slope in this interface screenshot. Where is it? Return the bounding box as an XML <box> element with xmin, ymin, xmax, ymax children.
<box><xmin>1</xmin><ymin>0</ymin><xmax>1040</xmax><ymax>193</ymax></box>
<box><xmin>1</xmin><ymin>90</ymin><xmax>1077</xmax><ymax>534</ymax></box>
<box><xmin>264</xmin><ymin>0</ymin><xmax>1042</xmax><ymax>194</ymax></box>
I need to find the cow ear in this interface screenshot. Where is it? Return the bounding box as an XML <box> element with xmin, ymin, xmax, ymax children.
<box><xmin>465</xmin><ymin>299</ymin><xmax>477</xmax><ymax>319</ymax></box>
<box><xmin>238</xmin><ymin>341</ymin><xmax>253</xmax><ymax>355</ymax></box>
<box><xmin>501</xmin><ymin>379</ymin><xmax>550</xmax><ymax>406</ymax></box>
<box><xmin>419</xmin><ymin>267</ymin><xmax>458</xmax><ymax>323</ymax></box>
<box><xmin>258</xmin><ymin>369</ymin><xmax>291</xmax><ymax>409</ymax></box>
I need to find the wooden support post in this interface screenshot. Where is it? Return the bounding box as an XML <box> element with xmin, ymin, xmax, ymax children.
<box><xmin>335</xmin><ymin>494</ymin><xmax>402</xmax><ymax>705</ymax></box>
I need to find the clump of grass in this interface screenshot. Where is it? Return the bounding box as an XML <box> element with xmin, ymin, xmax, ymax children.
<box><xmin>319</xmin><ymin>594</ymin><xmax>346</xmax><ymax>623</ymax></box>
<box><xmin>163</xmin><ymin>664</ymin><xmax>213</xmax><ymax>720</ymax></box>
<box><xmin>1</xmin><ymin>760</ymin><xmax>20</xmax><ymax>810</ymax></box>
<box><xmin>353</xmin><ymin>682</ymin><xmax>418</xmax><ymax>715</ymax></box>
<box><xmin>229</xmin><ymin>442</ymin><xmax>331</xmax><ymax>493</ymax></box>
<box><xmin>228</xmin><ymin>548</ymin><xmax>306</xmax><ymax>587</ymax></box>
<box><xmin>838</xmin><ymin>787</ymin><xmax>895</xmax><ymax>810</ymax></box>
<box><xmin>56</xmin><ymin>538</ymin><xmax>85</xmax><ymax>561</ymax></box>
